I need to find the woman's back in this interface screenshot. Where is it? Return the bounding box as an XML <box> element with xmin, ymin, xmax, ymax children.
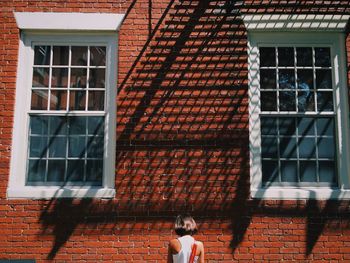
<box><xmin>172</xmin><ymin>235</ymin><xmax>199</xmax><ymax>263</ymax></box>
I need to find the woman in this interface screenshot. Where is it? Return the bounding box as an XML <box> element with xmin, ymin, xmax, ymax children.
<box><xmin>167</xmin><ymin>215</ymin><xmax>205</xmax><ymax>263</ymax></box>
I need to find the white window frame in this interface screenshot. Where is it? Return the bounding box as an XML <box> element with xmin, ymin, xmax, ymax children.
<box><xmin>245</xmin><ymin>14</ymin><xmax>350</xmax><ymax>199</ymax></box>
<box><xmin>7</xmin><ymin>13</ymin><xmax>124</xmax><ymax>199</ymax></box>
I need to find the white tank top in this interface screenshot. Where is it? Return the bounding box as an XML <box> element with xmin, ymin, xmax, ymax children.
<box><xmin>172</xmin><ymin>235</ymin><xmax>199</xmax><ymax>263</ymax></box>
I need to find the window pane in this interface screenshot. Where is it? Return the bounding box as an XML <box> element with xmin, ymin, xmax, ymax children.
<box><xmin>49</xmin><ymin>116</ymin><xmax>67</xmax><ymax>135</ymax></box>
<box><xmin>48</xmin><ymin>136</ymin><xmax>66</xmax><ymax>158</ymax></box>
<box><xmin>31</xmin><ymin>90</ymin><xmax>48</xmax><ymax>110</ymax></box>
<box><xmin>88</xmin><ymin>116</ymin><xmax>104</xmax><ymax>135</ymax></box>
<box><xmin>279</xmin><ymin>69</ymin><xmax>295</xmax><ymax>89</ymax></box>
<box><xmin>30</xmin><ymin>116</ymin><xmax>48</xmax><ymax>135</ymax></box>
<box><xmin>280</xmin><ymin>137</ymin><xmax>297</xmax><ymax>158</ymax></box>
<box><xmin>278</xmin><ymin>47</ymin><xmax>294</xmax><ymax>67</ymax></box>
<box><xmin>279</xmin><ymin>118</ymin><xmax>296</xmax><ymax>136</ymax></box>
<box><xmin>50</xmin><ymin>90</ymin><xmax>67</xmax><ymax>110</ymax></box>
<box><xmin>53</xmin><ymin>46</ymin><xmax>69</xmax><ymax>65</ymax></box>
<box><xmin>318</xmin><ymin>137</ymin><xmax>335</xmax><ymax>159</ymax></box>
<box><xmin>34</xmin><ymin>46</ymin><xmax>51</xmax><ymax>65</ymax></box>
<box><xmin>68</xmin><ymin>136</ymin><xmax>86</xmax><ymax>158</ymax></box>
<box><xmin>29</xmin><ymin>136</ymin><xmax>47</xmax><ymax>158</ymax></box>
<box><xmin>297</xmin><ymin>69</ymin><xmax>313</xmax><ymax>90</ymax></box>
<box><xmin>260</xmin><ymin>69</ymin><xmax>276</xmax><ymax>89</ymax></box>
<box><xmin>67</xmin><ymin>160</ymin><xmax>84</xmax><ymax>181</ymax></box>
<box><xmin>47</xmin><ymin>160</ymin><xmax>65</xmax><ymax>182</ymax></box>
<box><xmin>69</xmin><ymin>116</ymin><xmax>87</xmax><ymax>135</ymax></box>
<box><xmin>319</xmin><ymin>161</ymin><xmax>336</xmax><ymax>184</ymax></box>
<box><xmin>298</xmin><ymin>91</ymin><xmax>314</xmax><ymax>112</ymax></box>
<box><xmin>261</xmin><ymin>118</ymin><xmax>277</xmax><ymax>136</ymax></box>
<box><xmin>296</xmin><ymin>47</ymin><xmax>312</xmax><ymax>67</ymax></box>
<box><xmin>72</xmin><ymin>46</ymin><xmax>88</xmax><ymax>66</ymax></box>
<box><xmin>27</xmin><ymin>160</ymin><xmax>46</xmax><ymax>182</ymax></box>
<box><xmin>88</xmin><ymin>91</ymin><xmax>105</xmax><ymax>111</ymax></box>
<box><xmin>89</xmin><ymin>69</ymin><xmax>105</xmax><ymax>88</ymax></box>
<box><xmin>316</xmin><ymin>69</ymin><xmax>332</xmax><ymax>90</ymax></box>
<box><xmin>259</xmin><ymin>47</ymin><xmax>275</xmax><ymax>67</ymax></box>
<box><xmin>87</xmin><ymin>136</ymin><xmax>104</xmax><ymax>158</ymax></box>
<box><xmin>315</xmin><ymin>47</ymin><xmax>331</xmax><ymax>67</ymax></box>
<box><xmin>69</xmin><ymin>91</ymin><xmax>86</xmax><ymax>110</ymax></box>
<box><xmin>317</xmin><ymin>91</ymin><xmax>333</xmax><ymax>111</ymax></box>
<box><xmin>281</xmin><ymin>161</ymin><xmax>298</xmax><ymax>182</ymax></box>
<box><xmin>261</xmin><ymin>91</ymin><xmax>277</xmax><ymax>111</ymax></box>
<box><xmin>298</xmin><ymin>137</ymin><xmax>316</xmax><ymax>159</ymax></box>
<box><xmin>71</xmin><ymin>68</ymin><xmax>87</xmax><ymax>88</ymax></box>
<box><xmin>261</xmin><ymin>137</ymin><xmax>278</xmax><ymax>158</ymax></box>
<box><xmin>300</xmin><ymin>161</ymin><xmax>317</xmax><ymax>182</ymax></box>
<box><xmin>316</xmin><ymin>118</ymin><xmax>334</xmax><ymax>136</ymax></box>
<box><xmin>86</xmin><ymin>160</ymin><xmax>103</xmax><ymax>183</ymax></box>
<box><xmin>51</xmin><ymin>68</ymin><xmax>68</xmax><ymax>88</ymax></box>
<box><xmin>279</xmin><ymin>91</ymin><xmax>296</xmax><ymax>111</ymax></box>
<box><xmin>90</xmin><ymin>46</ymin><xmax>106</xmax><ymax>66</ymax></box>
<box><xmin>297</xmin><ymin>118</ymin><xmax>315</xmax><ymax>136</ymax></box>
<box><xmin>32</xmin><ymin>68</ymin><xmax>50</xmax><ymax>87</ymax></box>
<box><xmin>262</xmin><ymin>160</ymin><xmax>279</xmax><ymax>184</ymax></box>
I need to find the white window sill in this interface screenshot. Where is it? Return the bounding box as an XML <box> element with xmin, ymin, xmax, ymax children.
<box><xmin>251</xmin><ymin>187</ymin><xmax>350</xmax><ymax>200</ymax></box>
<box><xmin>7</xmin><ymin>186</ymin><xmax>115</xmax><ymax>199</ymax></box>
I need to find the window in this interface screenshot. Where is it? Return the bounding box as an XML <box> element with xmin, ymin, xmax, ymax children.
<box><xmin>245</xmin><ymin>15</ymin><xmax>350</xmax><ymax>199</ymax></box>
<box><xmin>8</xmin><ymin>13</ymin><xmax>124</xmax><ymax>199</ymax></box>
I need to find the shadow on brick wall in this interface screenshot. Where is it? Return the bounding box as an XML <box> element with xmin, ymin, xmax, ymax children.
<box><xmin>38</xmin><ymin>0</ymin><xmax>350</xmax><ymax>260</ymax></box>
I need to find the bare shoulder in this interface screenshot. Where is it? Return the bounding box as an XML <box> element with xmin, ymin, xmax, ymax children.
<box><xmin>169</xmin><ymin>238</ymin><xmax>181</xmax><ymax>254</ymax></box>
<box><xmin>195</xmin><ymin>240</ymin><xmax>204</xmax><ymax>249</ymax></box>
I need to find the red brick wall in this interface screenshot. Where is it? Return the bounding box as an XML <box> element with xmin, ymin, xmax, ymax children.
<box><xmin>1</xmin><ymin>0</ymin><xmax>350</xmax><ymax>262</ymax></box>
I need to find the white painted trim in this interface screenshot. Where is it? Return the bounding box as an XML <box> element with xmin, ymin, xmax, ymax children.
<box><xmin>14</xmin><ymin>12</ymin><xmax>125</xmax><ymax>31</ymax></box>
<box><xmin>242</xmin><ymin>14</ymin><xmax>350</xmax><ymax>32</ymax></box>
<box><xmin>248</xmin><ymin>32</ymin><xmax>350</xmax><ymax>200</ymax></box>
<box><xmin>8</xmin><ymin>33</ymin><xmax>118</xmax><ymax>199</ymax></box>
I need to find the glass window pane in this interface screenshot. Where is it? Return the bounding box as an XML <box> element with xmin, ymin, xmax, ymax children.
<box><xmin>86</xmin><ymin>160</ymin><xmax>103</xmax><ymax>183</ymax></box>
<box><xmin>279</xmin><ymin>69</ymin><xmax>295</xmax><ymax>89</ymax></box>
<box><xmin>34</xmin><ymin>46</ymin><xmax>51</xmax><ymax>65</ymax></box>
<box><xmin>47</xmin><ymin>160</ymin><xmax>65</xmax><ymax>182</ymax></box>
<box><xmin>69</xmin><ymin>116</ymin><xmax>87</xmax><ymax>135</ymax></box>
<box><xmin>298</xmin><ymin>91</ymin><xmax>314</xmax><ymax>112</ymax></box>
<box><xmin>298</xmin><ymin>137</ymin><xmax>316</xmax><ymax>159</ymax></box>
<box><xmin>316</xmin><ymin>118</ymin><xmax>334</xmax><ymax>136</ymax></box>
<box><xmin>31</xmin><ymin>90</ymin><xmax>48</xmax><ymax>110</ymax></box>
<box><xmin>280</xmin><ymin>137</ymin><xmax>297</xmax><ymax>158</ymax></box>
<box><xmin>68</xmin><ymin>136</ymin><xmax>86</xmax><ymax>158</ymax></box>
<box><xmin>32</xmin><ymin>68</ymin><xmax>50</xmax><ymax>87</ymax></box>
<box><xmin>297</xmin><ymin>118</ymin><xmax>315</xmax><ymax>136</ymax></box>
<box><xmin>262</xmin><ymin>160</ymin><xmax>279</xmax><ymax>184</ymax></box>
<box><xmin>48</xmin><ymin>136</ymin><xmax>66</xmax><ymax>158</ymax></box>
<box><xmin>88</xmin><ymin>116</ymin><xmax>104</xmax><ymax>135</ymax></box>
<box><xmin>89</xmin><ymin>69</ymin><xmax>105</xmax><ymax>88</ymax></box>
<box><xmin>90</xmin><ymin>46</ymin><xmax>106</xmax><ymax>66</ymax></box>
<box><xmin>296</xmin><ymin>47</ymin><xmax>312</xmax><ymax>67</ymax></box>
<box><xmin>49</xmin><ymin>116</ymin><xmax>67</xmax><ymax>135</ymax></box>
<box><xmin>53</xmin><ymin>46</ymin><xmax>69</xmax><ymax>65</ymax></box>
<box><xmin>259</xmin><ymin>47</ymin><xmax>275</xmax><ymax>67</ymax></box>
<box><xmin>318</xmin><ymin>137</ymin><xmax>335</xmax><ymax>159</ymax></box>
<box><xmin>261</xmin><ymin>137</ymin><xmax>278</xmax><ymax>158</ymax></box>
<box><xmin>297</xmin><ymin>69</ymin><xmax>313</xmax><ymax>90</ymax></box>
<box><xmin>317</xmin><ymin>91</ymin><xmax>333</xmax><ymax>111</ymax></box>
<box><xmin>70</xmin><ymin>68</ymin><xmax>87</xmax><ymax>88</ymax></box>
<box><xmin>279</xmin><ymin>118</ymin><xmax>296</xmax><ymax>136</ymax></box>
<box><xmin>51</xmin><ymin>68</ymin><xmax>68</xmax><ymax>88</ymax></box>
<box><xmin>29</xmin><ymin>136</ymin><xmax>47</xmax><ymax>158</ymax></box>
<box><xmin>316</xmin><ymin>69</ymin><xmax>332</xmax><ymax>90</ymax></box>
<box><xmin>281</xmin><ymin>161</ymin><xmax>298</xmax><ymax>182</ymax></box>
<box><xmin>67</xmin><ymin>160</ymin><xmax>85</xmax><ymax>181</ymax></box>
<box><xmin>319</xmin><ymin>161</ymin><xmax>336</xmax><ymax>184</ymax></box>
<box><xmin>69</xmin><ymin>90</ymin><xmax>86</xmax><ymax>111</ymax></box>
<box><xmin>88</xmin><ymin>91</ymin><xmax>105</xmax><ymax>111</ymax></box>
<box><xmin>261</xmin><ymin>118</ymin><xmax>277</xmax><ymax>136</ymax></box>
<box><xmin>71</xmin><ymin>46</ymin><xmax>88</xmax><ymax>66</ymax></box>
<box><xmin>30</xmin><ymin>116</ymin><xmax>48</xmax><ymax>135</ymax></box>
<box><xmin>315</xmin><ymin>47</ymin><xmax>331</xmax><ymax>67</ymax></box>
<box><xmin>278</xmin><ymin>47</ymin><xmax>294</xmax><ymax>67</ymax></box>
<box><xmin>260</xmin><ymin>69</ymin><xmax>276</xmax><ymax>89</ymax></box>
<box><xmin>279</xmin><ymin>91</ymin><xmax>296</xmax><ymax>111</ymax></box>
<box><xmin>300</xmin><ymin>161</ymin><xmax>317</xmax><ymax>182</ymax></box>
<box><xmin>50</xmin><ymin>90</ymin><xmax>67</xmax><ymax>110</ymax></box>
<box><xmin>87</xmin><ymin>136</ymin><xmax>104</xmax><ymax>158</ymax></box>
<box><xmin>261</xmin><ymin>91</ymin><xmax>277</xmax><ymax>111</ymax></box>
<box><xmin>27</xmin><ymin>160</ymin><xmax>46</xmax><ymax>183</ymax></box>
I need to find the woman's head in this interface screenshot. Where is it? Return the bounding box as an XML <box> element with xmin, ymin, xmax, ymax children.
<box><xmin>174</xmin><ymin>215</ymin><xmax>198</xmax><ymax>236</ymax></box>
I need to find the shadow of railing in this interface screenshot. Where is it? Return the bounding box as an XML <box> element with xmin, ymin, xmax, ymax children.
<box><xmin>37</xmin><ymin>0</ymin><xmax>350</xmax><ymax>260</ymax></box>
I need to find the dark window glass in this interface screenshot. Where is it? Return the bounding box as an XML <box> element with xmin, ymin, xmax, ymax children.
<box><xmin>296</xmin><ymin>47</ymin><xmax>312</xmax><ymax>67</ymax></box>
<box><xmin>260</xmin><ymin>47</ymin><xmax>276</xmax><ymax>67</ymax></box>
<box><xmin>278</xmin><ymin>47</ymin><xmax>294</xmax><ymax>67</ymax></box>
<box><xmin>315</xmin><ymin>47</ymin><xmax>331</xmax><ymax>67</ymax></box>
<box><xmin>261</xmin><ymin>91</ymin><xmax>277</xmax><ymax>111</ymax></box>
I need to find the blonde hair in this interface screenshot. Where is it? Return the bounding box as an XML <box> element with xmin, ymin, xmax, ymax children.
<box><xmin>174</xmin><ymin>215</ymin><xmax>198</xmax><ymax>236</ymax></box>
